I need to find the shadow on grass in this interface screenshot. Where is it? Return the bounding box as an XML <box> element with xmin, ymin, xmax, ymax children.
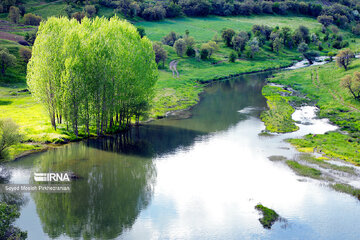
<box><xmin>0</xmin><ymin>100</ymin><xmax>12</xmax><ymax>105</ymax></box>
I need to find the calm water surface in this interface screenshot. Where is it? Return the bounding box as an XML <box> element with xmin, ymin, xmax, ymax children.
<box><xmin>6</xmin><ymin>72</ymin><xmax>360</xmax><ymax>240</ymax></box>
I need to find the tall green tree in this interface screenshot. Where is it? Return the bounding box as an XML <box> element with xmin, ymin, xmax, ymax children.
<box><xmin>27</xmin><ymin>17</ymin><xmax>158</xmax><ymax>137</ymax></box>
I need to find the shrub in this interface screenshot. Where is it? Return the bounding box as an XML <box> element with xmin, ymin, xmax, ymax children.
<box><xmin>19</xmin><ymin>48</ymin><xmax>31</xmax><ymax>63</ymax></box>
<box><xmin>137</xmin><ymin>26</ymin><xmax>146</xmax><ymax>38</ymax></box>
<box><xmin>174</xmin><ymin>39</ymin><xmax>186</xmax><ymax>57</ymax></box>
<box><xmin>8</xmin><ymin>6</ymin><xmax>20</xmax><ymax>23</ymax></box>
<box><xmin>352</xmin><ymin>24</ymin><xmax>360</xmax><ymax>36</ymax></box>
<box><xmin>179</xmin><ymin>0</ymin><xmax>211</xmax><ymax>16</ymax></box>
<box><xmin>0</xmin><ymin>119</ymin><xmax>22</xmax><ymax>160</ymax></box>
<box><xmin>229</xmin><ymin>51</ymin><xmax>236</xmax><ymax>62</ymax></box>
<box><xmin>84</xmin><ymin>5</ymin><xmax>97</xmax><ymax>18</ymax></box>
<box><xmin>317</xmin><ymin>15</ymin><xmax>333</xmax><ymax>27</ymax></box>
<box><xmin>72</xmin><ymin>12</ymin><xmax>85</xmax><ymax>22</ymax></box>
<box><xmin>200</xmin><ymin>48</ymin><xmax>209</xmax><ymax>60</ymax></box>
<box><xmin>25</xmin><ymin>30</ymin><xmax>37</xmax><ymax>45</ymax></box>
<box><xmin>162</xmin><ymin>31</ymin><xmax>178</xmax><ymax>46</ymax></box>
<box><xmin>164</xmin><ymin>2</ymin><xmax>183</xmax><ymax>18</ymax></box>
<box><xmin>221</xmin><ymin>28</ymin><xmax>235</xmax><ymax>47</ymax></box>
<box><xmin>142</xmin><ymin>5</ymin><xmax>166</xmax><ymax>21</ymax></box>
<box><xmin>186</xmin><ymin>46</ymin><xmax>195</xmax><ymax>57</ymax></box>
<box><xmin>23</xmin><ymin>13</ymin><xmax>42</xmax><ymax>26</ymax></box>
<box><xmin>153</xmin><ymin>42</ymin><xmax>167</xmax><ymax>67</ymax></box>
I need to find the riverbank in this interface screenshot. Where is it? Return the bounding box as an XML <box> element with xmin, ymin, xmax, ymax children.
<box><xmin>264</xmin><ymin>59</ymin><xmax>360</xmax><ymax>165</ymax></box>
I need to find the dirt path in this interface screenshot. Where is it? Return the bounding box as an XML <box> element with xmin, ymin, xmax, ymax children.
<box><xmin>169</xmin><ymin>60</ymin><xmax>179</xmax><ymax>78</ymax></box>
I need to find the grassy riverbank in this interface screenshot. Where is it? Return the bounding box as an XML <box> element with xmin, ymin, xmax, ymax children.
<box><xmin>267</xmin><ymin>60</ymin><xmax>360</xmax><ymax>165</ymax></box>
<box><xmin>1</xmin><ymin>13</ymin><xmax>360</xmax><ymax>160</ymax></box>
<box><xmin>260</xmin><ymin>85</ymin><xmax>298</xmax><ymax>133</ymax></box>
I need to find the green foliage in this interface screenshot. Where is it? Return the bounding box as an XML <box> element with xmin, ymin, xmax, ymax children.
<box><xmin>0</xmin><ymin>202</ymin><xmax>27</xmax><ymax>240</ymax></box>
<box><xmin>269</xmin><ymin>61</ymin><xmax>360</xmax><ymax>164</ymax></box>
<box><xmin>0</xmin><ymin>118</ymin><xmax>22</xmax><ymax>160</ymax></box>
<box><xmin>19</xmin><ymin>47</ymin><xmax>31</xmax><ymax>63</ymax></box>
<box><xmin>174</xmin><ymin>38</ymin><xmax>186</xmax><ymax>57</ymax></box>
<box><xmin>162</xmin><ymin>31</ymin><xmax>178</xmax><ymax>46</ymax></box>
<box><xmin>341</xmin><ymin>72</ymin><xmax>360</xmax><ymax>100</ymax></box>
<box><xmin>153</xmin><ymin>42</ymin><xmax>167</xmax><ymax>67</ymax></box>
<box><xmin>0</xmin><ymin>47</ymin><xmax>16</xmax><ymax>75</ymax></box>
<box><xmin>228</xmin><ymin>51</ymin><xmax>236</xmax><ymax>62</ymax></box>
<box><xmin>8</xmin><ymin>6</ymin><xmax>20</xmax><ymax>23</ymax></box>
<box><xmin>336</xmin><ymin>49</ymin><xmax>355</xmax><ymax>70</ymax></box>
<box><xmin>23</xmin><ymin>13</ymin><xmax>42</xmax><ymax>26</ymax></box>
<box><xmin>136</xmin><ymin>26</ymin><xmax>146</xmax><ymax>38</ymax></box>
<box><xmin>286</xmin><ymin>160</ymin><xmax>322</xmax><ymax>179</ymax></box>
<box><xmin>221</xmin><ymin>28</ymin><xmax>235</xmax><ymax>47</ymax></box>
<box><xmin>317</xmin><ymin>15</ymin><xmax>333</xmax><ymax>27</ymax></box>
<box><xmin>200</xmin><ymin>47</ymin><xmax>209</xmax><ymax>60</ymax></box>
<box><xmin>255</xmin><ymin>204</ymin><xmax>279</xmax><ymax>229</ymax></box>
<box><xmin>27</xmin><ymin>17</ymin><xmax>158</xmax><ymax>137</ymax></box>
<box><xmin>24</xmin><ymin>30</ymin><xmax>37</xmax><ymax>45</ymax></box>
<box><xmin>260</xmin><ymin>85</ymin><xmax>298</xmax><ymax>133</ymax></box>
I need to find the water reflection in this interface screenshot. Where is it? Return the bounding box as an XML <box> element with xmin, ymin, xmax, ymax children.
<box><xmin>31</xmin><ymin>143</ymin><xmax>156</xmax><ymax>239</ymax></box>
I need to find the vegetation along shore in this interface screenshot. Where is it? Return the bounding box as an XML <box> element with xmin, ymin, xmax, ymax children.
<box><xmin>1</xmin><ymin>0</ymin><xmax>360</xmax><ymax>164</ymax></box>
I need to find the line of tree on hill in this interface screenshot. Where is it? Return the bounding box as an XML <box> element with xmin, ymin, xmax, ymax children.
<box><xmin>4</xmin><ymin>0</ymin><xmax>360</xmax><ymax>32</ymax></box>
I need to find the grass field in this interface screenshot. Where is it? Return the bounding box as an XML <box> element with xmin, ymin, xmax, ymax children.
<box><xmin>135</xmin><ymin>15</ymin><xmax>323</xmax><ymax>42</ymax></box>
<box><xmin>268</xmin><ymin>59</ymin><xmax>360</xmax><ymax>164</ymax></box>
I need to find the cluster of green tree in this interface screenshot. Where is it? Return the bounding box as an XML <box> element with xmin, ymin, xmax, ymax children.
<box><xmin>90</xmin><ymin>0</ymin><xmax>360</xmax><ymax>29</ymax></box>
<box><xmin>27</xmin><ymin>17</ymin><xmax>158</xmax><ymax>137</ymax></box>
<box><xmin>158</xmin><ymin>30</ymin><xmax>220</xmax><ymax>61</ymax></box>
<box><xmin>221</xmin><ymin>22</ymin><xmax>350</xmax><ymax>63</ymax></box>
<box><xmin>5</xmin><ymin>5</ymin><xmax>42</xmax><ymax>26</ymax></box>
<box><xmin>0</xmin><ymin>202</ymin><xmax>27</xmax><ymax>239</ymax></box>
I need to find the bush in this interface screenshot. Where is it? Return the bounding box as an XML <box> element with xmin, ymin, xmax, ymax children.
<box><xmin>0</xmin><ymin>119</ymin><xmax>22</xmax><ymax>160</ymax></box>
<box><xmin>25</xmin><ymin>30</ymin><xmax>37</xmax><ymax>45</ymax></box>
<box><xmin>19</xmin><ymin>48</ymin><xmax>31</xmax><ymax>63</ymax></box>
<box><xmin>174</xmin><ymin>39</ymin><xmax>186</xmax><ymax>57</ymax></box>
<box><xmin>162</xmin><ymin>31</ymin><xmax>178</xmax><ymax>46</ymax></box>
<box><xmin>72</xmin><ymin>12</ymin><xmax>85</xmax><ymax>22</ymax></box>
<box><xmin>136</xmin><ymin>26</ymin><xmax>146</xmax><ymax>38</ymax></box>
<box><xmin>164</xmin><ymin>2</ymin><xmax>183</xmax><ymax>18</ymax></box>
<box><xmin>186</xmin><ymin>46</ymin><xmax>195</xmax><ymax>57</ymax></box>
<box><xmin>221</xmin><ymin>28</ymin><xmax>235</xmax><ymax>47</ymax></box>
<box><xmin>23</xmin><ymin>13</ymin><xmax>42</xmax><ymax>26</ymax></box>
<box><xmin>200</xmin><ymin>48</ymin><xmax>209</xmax><ymax>60</ymax></box>
<box><xmin>332</xmin><ymin>40</ymin><xmax>342</xmax><ymax>49</ymax></box>
<box><xmin>153</xmin><ymin>42</ymin><xmax>167</xmax><ymax>67</ymax></box>
<box><xmin>8</xmin><ymin>6</ymin><xmax>20</xmax><ymax>23</ymax></box>
<box><xmin>352</xmin><ymin>24</ymin><xmax>360</xmax><ymax>36</ymax></box>
<box><xmin>142</xmin><ymin>5</ymin><xmax>166</xmax><ymax>21</ymax></box>
<box><xmin>0</xmin><ymin>203</ymin><xmax>27</xmax><ymax>240</ymax></box>
<box><xmin>84</xmin><ymin>5</ymin><xmax>97</xmax><ymax>18</ymax></box>
<box><xmin>229</xmin><ymin>51</ymin><xmax>236</xmax><ymax>62</ymax></box>
<box><xmin>179</xmin><ymin>0</ymin><xmax>211</xmax><ymax>16</ymax></box>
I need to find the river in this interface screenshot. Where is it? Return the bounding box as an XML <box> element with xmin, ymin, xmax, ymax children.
<box><xmin>4</xmin><ymin>71</ymin><xmax>360</xmax><ymax>240</ymax></box>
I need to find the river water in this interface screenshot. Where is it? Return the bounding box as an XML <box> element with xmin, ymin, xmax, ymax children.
<box><xmin>5</xmin><ymin>71</ymin><xmax>360</xmax><ymax>240</ymax></box>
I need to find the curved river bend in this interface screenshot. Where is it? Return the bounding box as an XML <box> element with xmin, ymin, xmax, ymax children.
<box><xmin>6</xmin><ymin>72</ymin><xmax>360</xmax><ymax>240</ymax></box>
